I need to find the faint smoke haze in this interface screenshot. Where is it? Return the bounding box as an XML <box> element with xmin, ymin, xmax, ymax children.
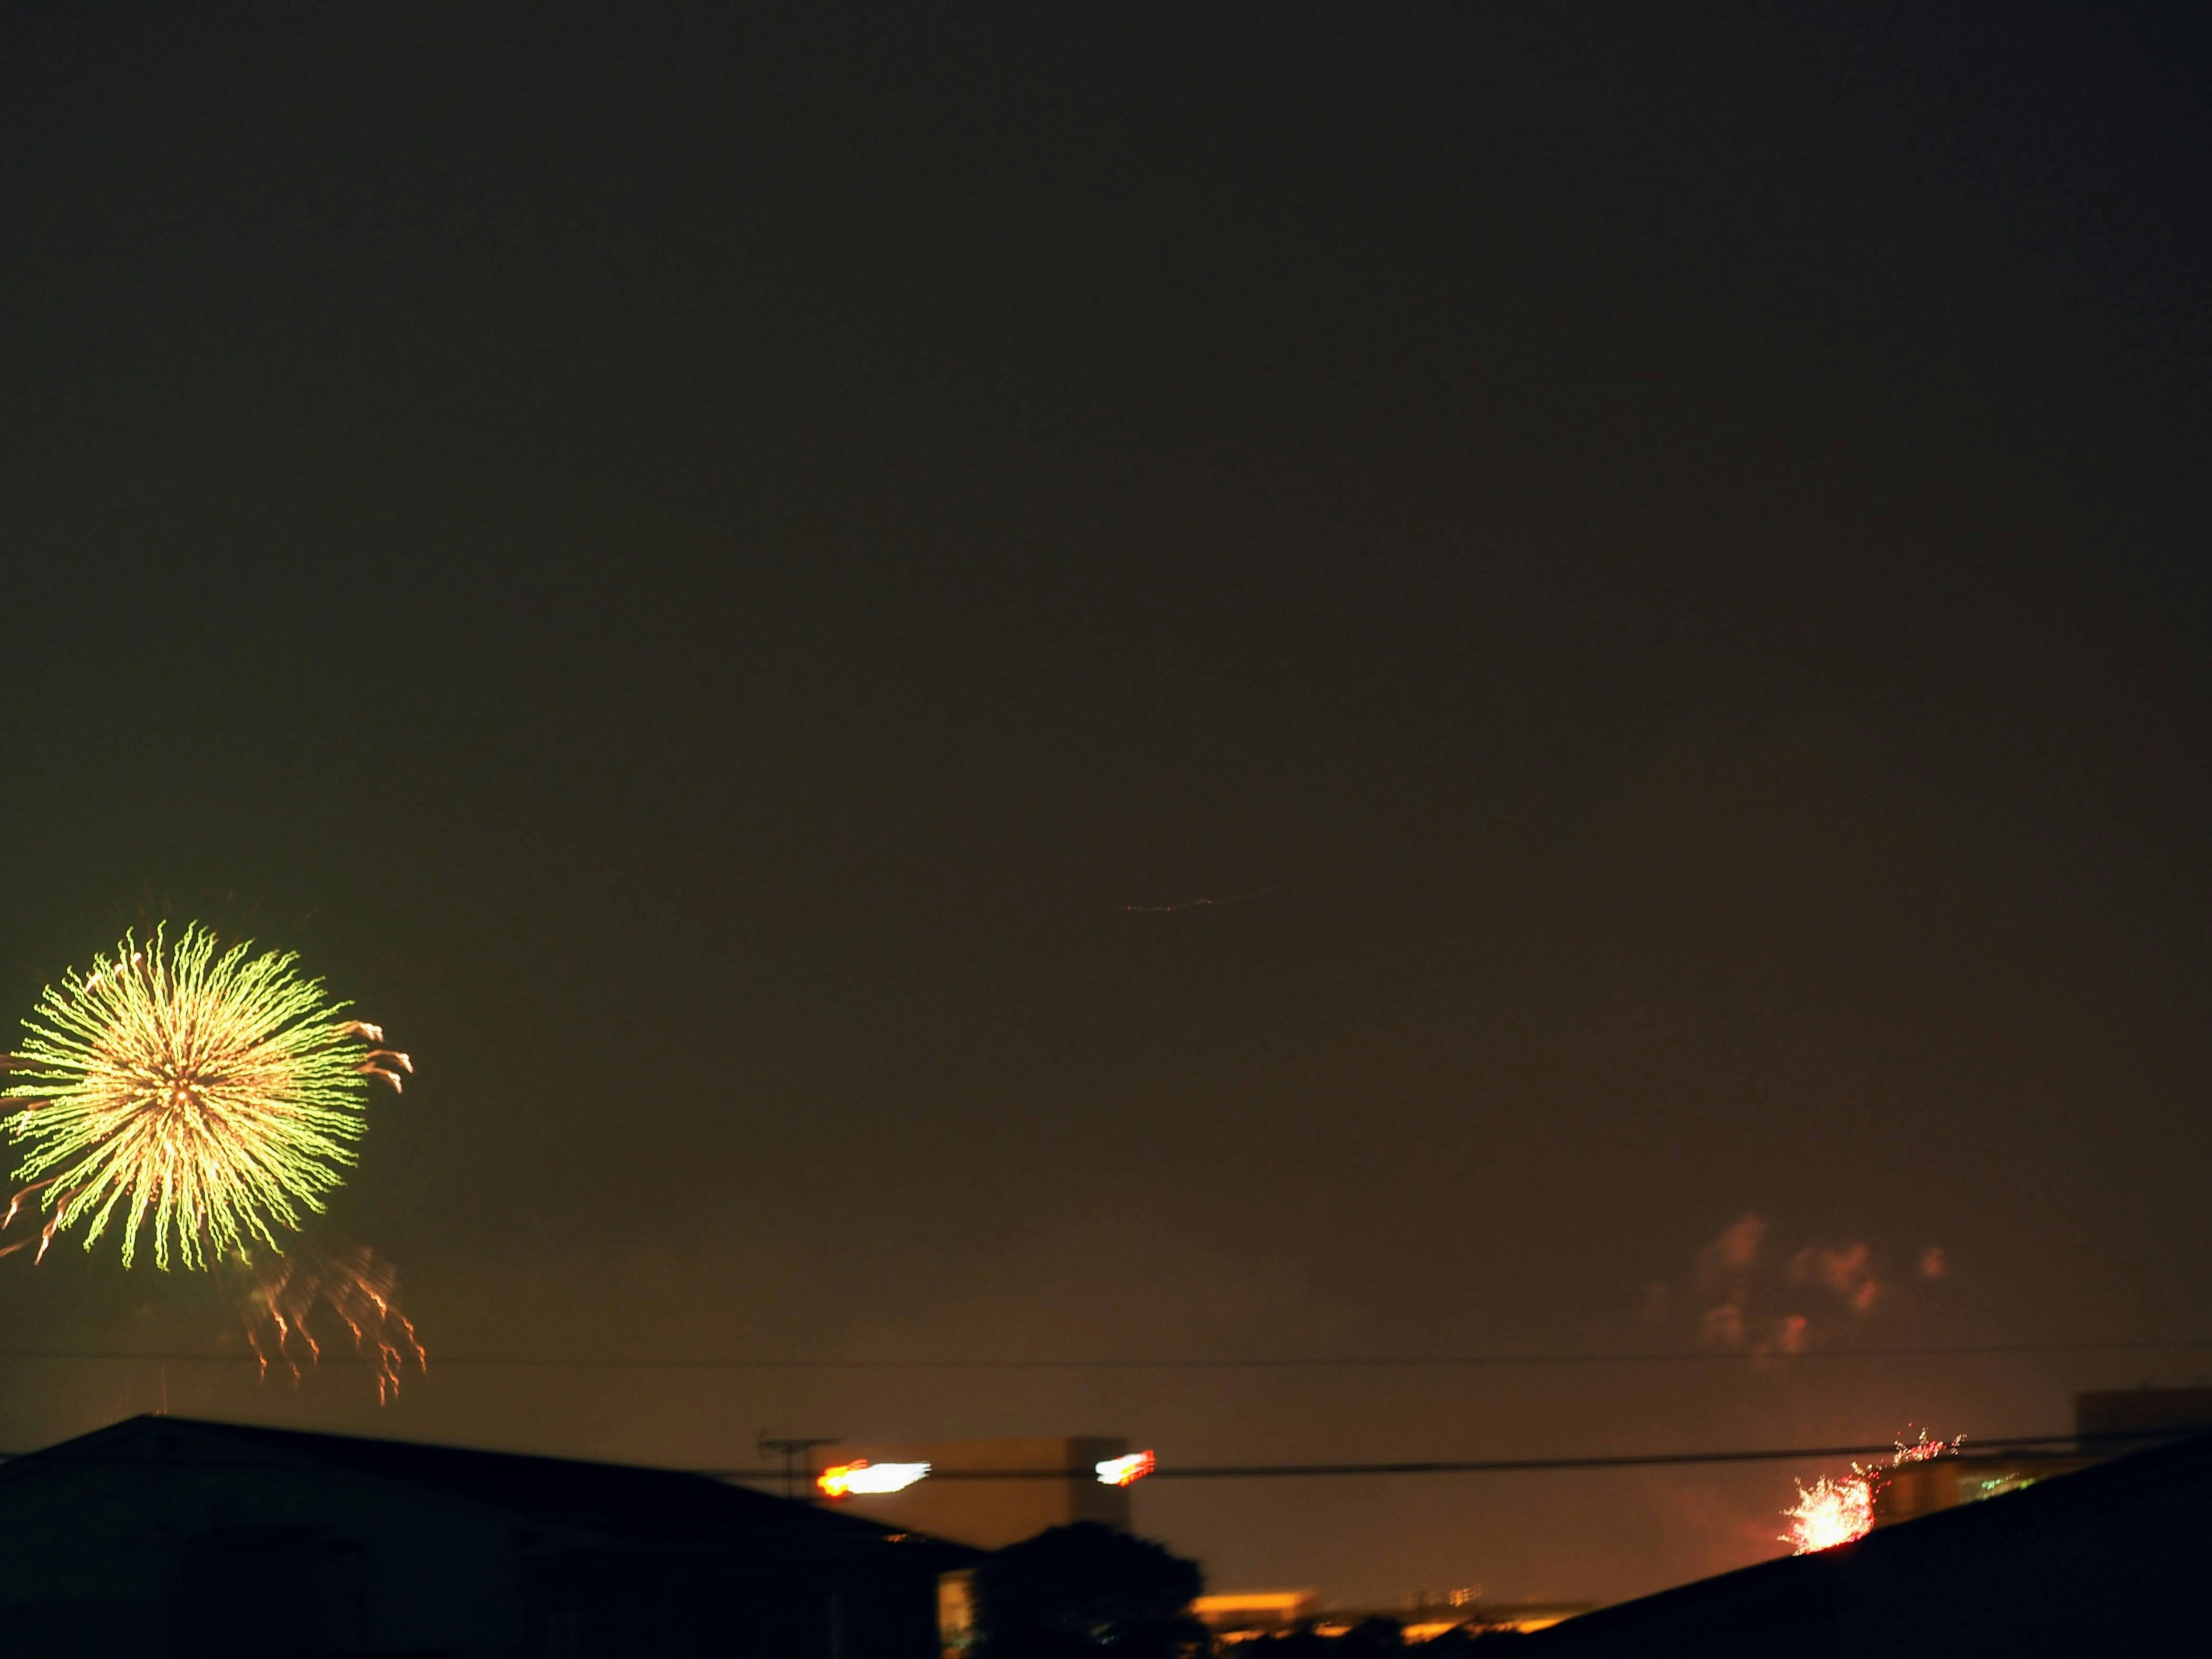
<box><xmin>1679</xmin><ymin>1215</ymin><xmax>1935</xmax><ymax>1357</ymax></box>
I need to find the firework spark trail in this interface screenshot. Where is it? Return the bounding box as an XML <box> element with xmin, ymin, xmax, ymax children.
<box><xmin>1782</xmin><ymin>1430</ymin><xmax>1963</xmax><ymax>1553</ymax></box>
<box><xmin>242</xmin><ymin>1244</ymin><xmax>426</xmax><ymax>1404</ymax></box>
<box><xmin>1892</xmin><ymin>1428</ymin><xmax>1962</xmax><ymax>1464</ymax></box>
<box><xmin>0</xmin><ymin>925</ymin><xmax>407</xmax><ymax>1270</ymax></box>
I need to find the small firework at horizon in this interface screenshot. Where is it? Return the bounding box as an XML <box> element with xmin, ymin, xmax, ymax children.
<box><xmin>1782</xmin><ymin>1472</ymin><xmax>1876</xmax><ymax>1553</ymax></box>
<box><xmin>1</xmin><ymin>923</ymin><xmax>408</xmax><ymax>1270</ymax></box>
<box><xmin>1783</xmin><ymin>1430</ymin><xmax>1963</xmax><ymax>1554</ymax></box>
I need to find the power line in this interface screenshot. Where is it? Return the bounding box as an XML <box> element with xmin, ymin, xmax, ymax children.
<box><xmin>698</xmin><ymin>1429</ymin><xmax>2180</xmax><ymax>1482</ymax></box>
<box><xmin>0</xmin><ymin>1338</ymin><xmax>2203</xmax><ymax>1371</ymax></box>
<box><xmin>3</xmin><ymin>1429</ymin><xmax>2175</xmax><ymax>1481</ymax></box>
<box><xmin>1044</xmin><ymin>1429</ymin><xmax>2149</xmax><ymax>1481</ymax></box>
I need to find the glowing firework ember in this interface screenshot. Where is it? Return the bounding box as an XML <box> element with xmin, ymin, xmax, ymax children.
<box><xmin>241</xmin><ymin>1244</ymin><xmax>426</xmax><ymax>1404</ymax></box>
<box><xmin>1782</xmin><ymin>1430</ymin><xmax>1963</xmax><ymax>1553</ymax></box>
<box><xmin>1892</xmin><ymin>1428</ymin><xmax>1961</xmax><ymax>1465</ymax></box>
<box><xmin>1783</xmin><ymin>1472</ymin><xmax>1876</xmax><ymax>1552</ymax></box>
<box><xmin>0</xmin><ymin>924</ymin><xmax>408</xmax><ymax>1270</ymax></box>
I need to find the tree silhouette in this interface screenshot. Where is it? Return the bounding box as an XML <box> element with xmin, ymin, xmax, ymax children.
<box><xmin>971</xmin><ymin>1522</ymin><xmax>1206</xmax><ymax>1659</ymax></box>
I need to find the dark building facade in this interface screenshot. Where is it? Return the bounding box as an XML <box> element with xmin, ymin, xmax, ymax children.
<box><xmin>1528</xmin><ymin>1430</ymin><xmax>2212</xmax><ymax>1657</ymax></box>
<box><xmin>1877</xmin><ymin>1385</ymin><xmax>2212</xmax><ymax>1528</ymax></box>
<box><xmin>0</xmin><ymin>1416</ymin><xmax>976</xmax><ymax>1658</ymax></box>
<box><xmin>2074</xmin><ymin>1384</ymin><xmax>2212</xmax><ymax>1447</ymax></box>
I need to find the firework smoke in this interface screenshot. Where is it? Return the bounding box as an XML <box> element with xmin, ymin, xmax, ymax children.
<box><xmin>241</xmin><ymin>1244</ymin><xmax>426</xmax><ymax>1404</ymax></box>
<box><xmin>1</xmin><ymin>924</ymin><xmax>408</xmax><ymax>1269</ymax></box>
<box><xmin>1675</xmin><ymin>1214</ymin><xmax>1930</xmax><ymax>1358</ymax></box>
<box><xmin>1790</xmin><ymin>1243</ymin><xmax>1880</xmax><ymax>1315</ymax></box>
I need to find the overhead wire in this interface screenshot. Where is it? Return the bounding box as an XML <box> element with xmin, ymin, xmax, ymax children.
<box><xmin>0</xmin><ymin>1336</ymin><xmax>2201</xmax><ymax>1370</ymax></box>
<box><xmin>0</xmin><ymin>1428</ymin><xmax>2186</xmax><ymax>1481</ymax></box>
<box><xmin>705</xmin><ymin>1427</ymin><xmax>2175</xmax><ymax>1481</ymax></box>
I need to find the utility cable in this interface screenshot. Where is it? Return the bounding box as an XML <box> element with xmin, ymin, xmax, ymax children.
<box><xmin>0</xmin><ymin>1427</ymin><xmax>2187</xmax><ymax>1480</ymax></box>
<box><xmin>0</xmin><ymin>1337</ymin><xmax>2202</xmax><ymax>1370</ymax></box>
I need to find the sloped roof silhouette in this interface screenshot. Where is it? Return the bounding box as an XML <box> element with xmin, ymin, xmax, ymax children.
<box><xmin>2</xmin><ymin>1415</ymin><xmax>977</xmax><ymax>1562</ymax></box>
<box><xmin>1529</xmin><ymin>1429</ymin><xmax>2212</xmax><ymax>1657</ymax></box>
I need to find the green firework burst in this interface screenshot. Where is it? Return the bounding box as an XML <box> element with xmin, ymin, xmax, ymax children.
<box><xmin>1</xmin><ymin>923</ymin><xmax>409</xmax><ymax>1270</ymax></box>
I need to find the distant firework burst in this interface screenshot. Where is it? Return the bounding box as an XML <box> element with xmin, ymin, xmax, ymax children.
<box><xmin>241</xmin><ymin>1244</ymin><xmax>426</xmax><ymax>1404</ymax></box>
<box><xmin>0</xmin><ymin>924</ymin><xmax>409</xmax><ymax>1270</ymax></box>
<box><xmin>1782</xmin><ymin>1472</ymin><xmax>1876</xmax><ymax>1553</ymax></box>
<box><xmin>1782</xmin><ymin>1429</ymin><xmax>1961</xmax><ymax>1554</ymax></box>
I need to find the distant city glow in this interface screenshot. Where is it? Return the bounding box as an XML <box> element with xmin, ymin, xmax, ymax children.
<box><xmin>1096</xmin><ymin>1450</ymin><xmax>1156</xmax><ymax>1486</ymax></box>
<box><xmin>817</xmin><ymin>1459</ymin><xmax>930</xmax><ymax>1498</ymax></box>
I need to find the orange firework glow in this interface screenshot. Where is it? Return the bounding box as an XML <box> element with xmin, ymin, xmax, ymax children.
<box><xmin>241</xmin><ymin>1244</ymin><xmax>426</xmax><ymax>1404</ymax></box>
<box><xmin>1782</xmin><ymin>1472</ymin><xmax>1876</xmax><ymax>1552</ymax></box>
<box><xmin>1782</xmin><ymin>1430</ymin><xmax>1961</xmax><ymax>1554</ymax></box>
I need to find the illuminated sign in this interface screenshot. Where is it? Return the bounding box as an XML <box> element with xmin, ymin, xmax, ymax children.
<box><xmin>817</xmin><ymin>1459</ymin><xmax>931</xmax><ymax>1498</ymax></box>
<box><xmin>1095</xmin><ymin>1450</ymin><xmax>1156</xmax><ymax>1487</ymax></box>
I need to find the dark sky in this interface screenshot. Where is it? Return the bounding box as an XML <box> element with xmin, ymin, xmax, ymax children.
<box><xmin>3</xmin><ymin>0</ymin><xmax>2210</xmax><ymax>1607</ymax></box>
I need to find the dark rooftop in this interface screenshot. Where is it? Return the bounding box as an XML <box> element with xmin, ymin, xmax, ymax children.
<box><xmin>1529</xmin><ymin>1429</ymin><xmax>2212</xmax><ymax>1657</ymax></box>
<box><xmin>5</xmin><ymin>1416</ymin><xmax>978</xmax><ymax>1563</ymax></box>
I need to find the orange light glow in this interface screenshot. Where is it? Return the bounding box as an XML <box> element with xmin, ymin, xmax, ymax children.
<box><xmin>816</xmin><ymin>1459</ymin><xmax>930</xmax><ymax>1498</ymax></box>
<box><xmin>1096</xmin><ymin>1450</ymin><xmax>1157</xmax><ymax>1486</ymax></box>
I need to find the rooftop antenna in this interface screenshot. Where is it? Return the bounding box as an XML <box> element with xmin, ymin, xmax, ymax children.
<box><xmin>758</xmin><ymin>1434</ymin><xmax>842</xmax><ymax>1499</ymax></box>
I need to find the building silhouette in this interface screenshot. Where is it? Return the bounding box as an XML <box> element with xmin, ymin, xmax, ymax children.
<box><xmin>0</xmin><ymin>1416</ymin><xmax>976</xmax><ymax>1658</ymax></box>
<box><xmin>1528</xmin><ymin>1429</ymin><xmax>2212</xmax><ymax>1657</ymax></box>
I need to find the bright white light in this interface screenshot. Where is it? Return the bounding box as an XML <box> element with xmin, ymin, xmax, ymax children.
<box><xmin>818</xmin><ymin>1459</ymin><xmax>930</xmax><ymax>1497</ymax></box>
<box><xmin>1096</xmin><ymin>1450</ymin><xmax>1156</xmax><ymax>1486</ymax></box>
<box><xmin>845</xmin><ymin>1460</ymin><xmax>930</xmax><ymax>1494</ymax></box>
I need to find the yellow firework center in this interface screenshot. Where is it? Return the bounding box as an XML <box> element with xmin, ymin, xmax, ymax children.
<box><xmin>1</xmin><ymin>924</ymin><xmax>408</xmax><ymax>1270</ymax></box>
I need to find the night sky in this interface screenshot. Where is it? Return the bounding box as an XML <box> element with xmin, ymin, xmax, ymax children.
<box><xmin>3</xmin><ymin>1</ymin><xmax>2210</xmax><ymax>1608</ymax></box>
